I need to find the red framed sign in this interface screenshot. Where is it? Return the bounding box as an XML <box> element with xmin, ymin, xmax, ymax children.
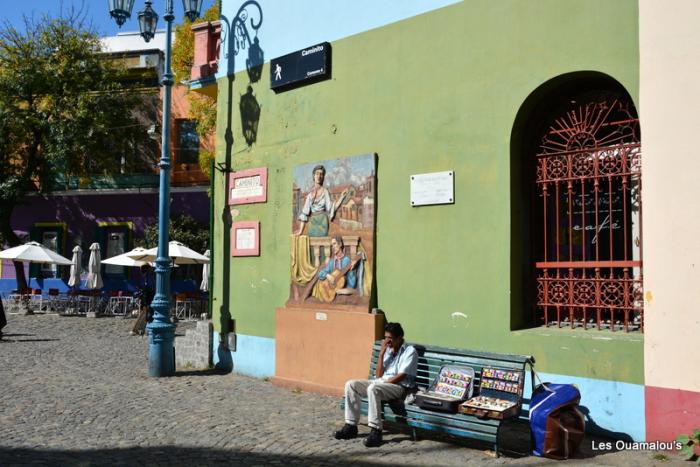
<box><xmin>231</xmin><ymin>221</ymin><xmax>260</xmax><ymax>256</ymax></box>
<box><xmin>228</xmin><ymin>167</ymin><xmax>267</xmax><ymax>205</ymax></box>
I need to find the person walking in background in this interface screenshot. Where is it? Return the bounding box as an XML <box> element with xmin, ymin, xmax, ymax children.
<box><xmin>131</xmin><ymin>264</ymin><xmax>155</xmax><ymax>335</ymax></box>
<box><xmin>0</xmin><ymin>298</ymin><xmax>6</xmax><ymax>340</ymax></box>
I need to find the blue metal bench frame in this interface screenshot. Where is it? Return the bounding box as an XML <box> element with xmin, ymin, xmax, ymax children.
<box><xmin>353</xmin><ymin>341</ymin><xmax>535</xmax><ymax>457</ymax></box>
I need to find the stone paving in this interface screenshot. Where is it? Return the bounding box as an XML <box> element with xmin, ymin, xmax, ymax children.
<box><xmin>0</xmin><ymin>313</ymin><xmax>687</xmax><ymax>466</ymax></box>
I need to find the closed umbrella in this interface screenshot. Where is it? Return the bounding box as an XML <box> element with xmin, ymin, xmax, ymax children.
<box><xmin>200</xmin><ymin>249</ymin><xmax>210</xmax><ymax>292</ymax></box>
<box><xmin>127</xmin><ymin>241</ymin><xmax>210</xmax><ymax>265</ymax></box>
<box><xmin>85</xmin><ymin>243</ymin><xmax>103</xmax><ymax>290</ymax></box>
<box><xmin>68</xmin><ymin>245</ymin><xmax>82</xmax><ymax>288</ymax></box>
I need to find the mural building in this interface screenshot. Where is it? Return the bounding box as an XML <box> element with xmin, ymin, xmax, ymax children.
<box><xmin>193</xmin><ymin>0</ymin><xmax>698</xmax><ymax>444</ymax></box>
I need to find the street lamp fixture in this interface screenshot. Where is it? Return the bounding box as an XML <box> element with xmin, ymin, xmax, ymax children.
<box><xmin>108</xmin><ymin>0</ymin><xmax>201</xmax><ymax>377</ymax></box>
<box><xmin>138</xmin><ymin>2</ymin><xmax>159</xmax><ymax>43</ymax></box>
<box><xmin>183</xmin><ymin>0</ymin><xmax>205</xmax><ymax>22</ymax></box>
<box><xmin>108</xmin><ymin>0</ymin><xmax>136</xmax><ymax>28</ymax></box>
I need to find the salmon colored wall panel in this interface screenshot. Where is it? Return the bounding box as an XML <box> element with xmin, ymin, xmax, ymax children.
<box><xmin>274</xmin><ymin>307</ymin><xmax>384</xmax><ymax>396</ymax></box>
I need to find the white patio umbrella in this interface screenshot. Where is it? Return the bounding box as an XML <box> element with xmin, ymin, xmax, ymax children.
<box><xmin>127</xmin><ymin>241</ymin><xmax>210</xmax><ymax>265</ymax></box>
<box><xmin>200</xmin><ymin>249</ymin><xmax>210</xmax><ymax>292</ymax></box>
<box><xmin>85</xmin><ymin>243</ymin><xmax>103</xmax><ymax>290</ymax></box>
<box><xmin>0</xmin><ymin>242</ymin><xmax>72</xmax><ymax>305</ymax></box>
<box><xmin>67</xmin><ymin>245</ymin><xmax>82</xmax><ymax>288</ymax></box>
<box><xmin>0</xmin><ymin>241</ymin><xmax>73</xmax><ymax>266</ymax></box>
<box><xmin>102</xmin><ymin>247</ymin><xmax>152</xmax><ymax>267</ymax></box>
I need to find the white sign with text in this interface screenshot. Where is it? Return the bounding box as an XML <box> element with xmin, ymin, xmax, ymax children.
<box><xmin>236</xmin><ymin>228</ymin><xmax>256</xmax><ymax>251</ymax></box>
<box><xmin>410</xmin><ymin>170</ymin><xmax>454</xmax><ymax>206</ymax></box>
<box><xmin>231</xmin><ymin>175</ymin><xmax>264</xmax><ymax>200</ymax></box>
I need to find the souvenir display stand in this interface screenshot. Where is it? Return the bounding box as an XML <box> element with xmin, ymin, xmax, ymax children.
<box><xmin>415</xmin><ymin>365</ymin><xmax>475</xmax><ymax>413</ymax></box>
<box><xmin>459</xmin><ymin>367</ymin><xmax>525</xmax><ymax>419</ymax></box>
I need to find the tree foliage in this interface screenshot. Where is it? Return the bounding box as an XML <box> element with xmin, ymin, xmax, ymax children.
<box><xmin>172</xmin><ymin>1</ymin><xmax>220</xmax><ymax>177</ymax></box>
<box><xmin>135</xmin><ymin>214</ymin><xmax>208</xmax><ymax>281</ymax></box>
<box><xmin>0</xmin><ymin>12</ymin><xmax>152</xmax><ymax>288</ymax></box>
<box><xmin>136</xmin><ymin>214</ymin><xmax>209</xmax><ymax>255</ymax></box>
<box><xmin>0</xmin><ymin>13</ymin><xmax>150</xmax><ymax>248</ymax></box>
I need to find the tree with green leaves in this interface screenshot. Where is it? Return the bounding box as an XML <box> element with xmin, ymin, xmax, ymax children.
<box><xmin>136</xmin><ymin>214</ymin><xmax>209</xmax><ymax>255</ymax></box>
<box><xmin>0</xmin><ymin>12</ymin><xmax>150</xmax><ymax>289</ymax></box>
<box><xmin>136</xmin><ymin>214</ymin><xmax>209</xmax><ymax>280</ymax></box>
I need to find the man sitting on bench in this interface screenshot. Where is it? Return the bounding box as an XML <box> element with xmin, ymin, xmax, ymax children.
<box><xmin>334</xmin><ymin>322</ymin><xmax>418</xmax><ymax>447</ymax></box>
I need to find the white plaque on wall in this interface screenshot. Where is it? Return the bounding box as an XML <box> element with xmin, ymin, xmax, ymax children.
<box><xmin>228</xmin><ymin>167</ymin><xmax>267</xmax><ymax>205</ymax></box>
<box><xmin>231</xmin><ymin>175</ymin><xmax>263</xmax><ymax>199</ymax></box>
<box><xmin>410</xmin><ymin>170</ymin><xmax>454</xmax><ymax>206</ymax></box>
<box><xmin>236</xmin><ymin>228</ymin><xmax>256</xmax><ymax>250</ymax></box>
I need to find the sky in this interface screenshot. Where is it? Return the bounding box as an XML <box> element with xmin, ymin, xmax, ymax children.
<box><xmin>5</xmin><ymin>0</ymin><xmax>218</xmax><ymax>37</ymax></box>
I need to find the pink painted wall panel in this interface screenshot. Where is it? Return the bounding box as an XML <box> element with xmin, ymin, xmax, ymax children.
<box><xmin>645</xmin><ymin>386</ymin><xmax>700</xmax><ymax>441</ymax></box>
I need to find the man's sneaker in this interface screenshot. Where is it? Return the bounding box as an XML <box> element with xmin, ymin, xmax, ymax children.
<box><xmin>334</xmin><ymin>423</ymin><xmax>358</xmax><ymax>440</ymax></box>
<box><xmin>363</xmin><ymin>427</ymin><xmax>383</xmax><ymax>447</ymax></box>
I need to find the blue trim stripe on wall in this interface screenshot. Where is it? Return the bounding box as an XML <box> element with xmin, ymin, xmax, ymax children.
<box><xmin>213</xmin><ymin>332</ymin><xmax>276</xmax><ymax>378</ymax></box>
<box><xmin>526</xmin><ymin>371</ymin><xmax>645</xmax><ymax>442</ymax></box>
<box><xmin>212</xmin><ymin>334</ymin><xmax>646</xmax><ymax>441</ymax></box>
<box><xmin>219</xmin><ymin>0</ymin><xmax>461</xmax><ymax>76</ymax></box>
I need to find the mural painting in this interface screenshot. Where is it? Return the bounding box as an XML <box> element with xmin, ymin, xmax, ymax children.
<box><xmin>289</xmin><ymin>154</ymin><xmax>376</xmax><ymax>308</ymax></box>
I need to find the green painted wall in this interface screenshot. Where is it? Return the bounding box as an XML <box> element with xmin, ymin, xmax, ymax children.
<box><xmin>212</xmin><ymin>0</ymin><xmax>643</xmax><ymax>384</ymax></box>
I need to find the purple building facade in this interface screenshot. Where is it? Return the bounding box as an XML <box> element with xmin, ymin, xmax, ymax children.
<box><xmin>1</xmin><ymin>187</ymin><xmax>209</xmax><ymax>293</ymax></box>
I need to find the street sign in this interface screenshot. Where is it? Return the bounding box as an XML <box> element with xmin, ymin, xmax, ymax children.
<box><xmin>270</xmin><ymin>42</ymin><xmax>332</xmax><ymax>92</ymax></box>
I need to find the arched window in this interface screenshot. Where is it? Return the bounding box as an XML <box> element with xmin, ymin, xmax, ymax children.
<box><xmin>534</xmin><ymin>94</ymin><xmax>643</xmax><ymax>332</ymax></box>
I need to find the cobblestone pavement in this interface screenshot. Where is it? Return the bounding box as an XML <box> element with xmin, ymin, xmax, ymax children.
<box><xmin>0</xmin><ymin>314</ymin><xmax>686</xmax><ymax>466</ymax></box>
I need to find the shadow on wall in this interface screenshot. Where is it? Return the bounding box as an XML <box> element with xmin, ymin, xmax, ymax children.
<box><xmin>215</xmin><ymin>340</ymin><xmax>233</xmax><ymax>372</ymax></box>
<box><xmin>220</xmin><ymin>1</ymin><xmax>264</xmax><ymax>148</ymax></box>
<box><xmin>240</xmin><ymin>85</ymin><xmax>261</xmax><ymax>146</ymax></box>
<box><xmin>216</xmin><ymin>1</ymin><xmax>265</xmax><ymax>338</ymax></box>
<box><xmin>578</xmin><ymin>405</ymin><xmax>634</xmax><ymax>442</ymax></box>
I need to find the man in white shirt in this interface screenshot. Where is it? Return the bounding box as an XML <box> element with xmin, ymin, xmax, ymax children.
<box><xmin>334</xmin><ymin>322</ymin><xmax>418</xmax><ymax>447</ymax></box>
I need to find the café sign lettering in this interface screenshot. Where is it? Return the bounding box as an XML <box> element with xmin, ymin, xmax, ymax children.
<box><xmin>270</xmin><ymin>42</ymin><xmax>332</xmax><ymax>92</ymax></box>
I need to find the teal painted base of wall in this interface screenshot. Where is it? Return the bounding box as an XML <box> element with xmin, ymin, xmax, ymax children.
<box><xmin>531</xmin><ymin>372</ymin><xmax>645</xmax><ymax>442</ymax></box>
<box><xmin>212</xmin><ymin>333</ymin><xmax>275</xmax><ymax>378</ymax></box>
<box><xmin>211</xmin><ymin>333</ymin><xmax>645</xmax><ymax>440</ymax></box>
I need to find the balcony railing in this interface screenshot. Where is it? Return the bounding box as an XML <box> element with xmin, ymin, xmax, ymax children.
<box><xmin>46</xmin><ymin>174</ymin><xmax>160</xmax><ymax>191</ymax></box>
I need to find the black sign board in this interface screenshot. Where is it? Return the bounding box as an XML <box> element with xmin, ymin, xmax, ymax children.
<box><xmin>270</xmin><ymin>42</ymin><xmax>331</xmax><ymax>92</ymax></box>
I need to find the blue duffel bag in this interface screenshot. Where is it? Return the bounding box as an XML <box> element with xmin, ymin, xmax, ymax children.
<box><xmin>530</xmin><ymin>382</ymin><xmax>585</xmax><ymax>459</ymax></box>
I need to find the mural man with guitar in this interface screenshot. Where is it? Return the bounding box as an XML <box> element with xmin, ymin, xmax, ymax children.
<box><xmin>315</xmin><ymin>235</ymin><xmax>359</xmax><ymax>302</ymax></box>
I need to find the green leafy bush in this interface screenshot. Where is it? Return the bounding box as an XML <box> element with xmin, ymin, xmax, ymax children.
<box><xmin>677</xmin><ymin>429</ymin><xmax>700</xmax><ymax>463</ymax></box>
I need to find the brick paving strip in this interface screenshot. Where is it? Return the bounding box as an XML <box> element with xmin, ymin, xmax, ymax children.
<box><xmin>0</xmin><ymin>314</ymin><xmax>685</xmax><ymax>466</ymax></box>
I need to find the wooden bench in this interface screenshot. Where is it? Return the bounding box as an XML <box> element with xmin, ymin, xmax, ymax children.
<box><xmin>351</xmin><ymin>341</ymin><xmax>535</xmax><ymax>457</ymax></box>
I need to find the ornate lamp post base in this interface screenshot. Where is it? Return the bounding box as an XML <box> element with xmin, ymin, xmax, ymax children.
<box><xmin>147</xmin><ymin>320</ymin><xmax>176</xmax><ymax>376</ymax></box>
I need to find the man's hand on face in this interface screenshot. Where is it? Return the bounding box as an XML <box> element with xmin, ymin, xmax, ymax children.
<box><xmin>380</xmin><ymin>334</ymin><xmax>393</xmax><ymax>354</ymax></box>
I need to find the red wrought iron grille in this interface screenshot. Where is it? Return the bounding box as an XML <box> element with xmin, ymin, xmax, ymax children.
<box><xmin>535</xmin><ymin>99</ymin><xmax>643</xmax><ymax>332</ymax></box>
